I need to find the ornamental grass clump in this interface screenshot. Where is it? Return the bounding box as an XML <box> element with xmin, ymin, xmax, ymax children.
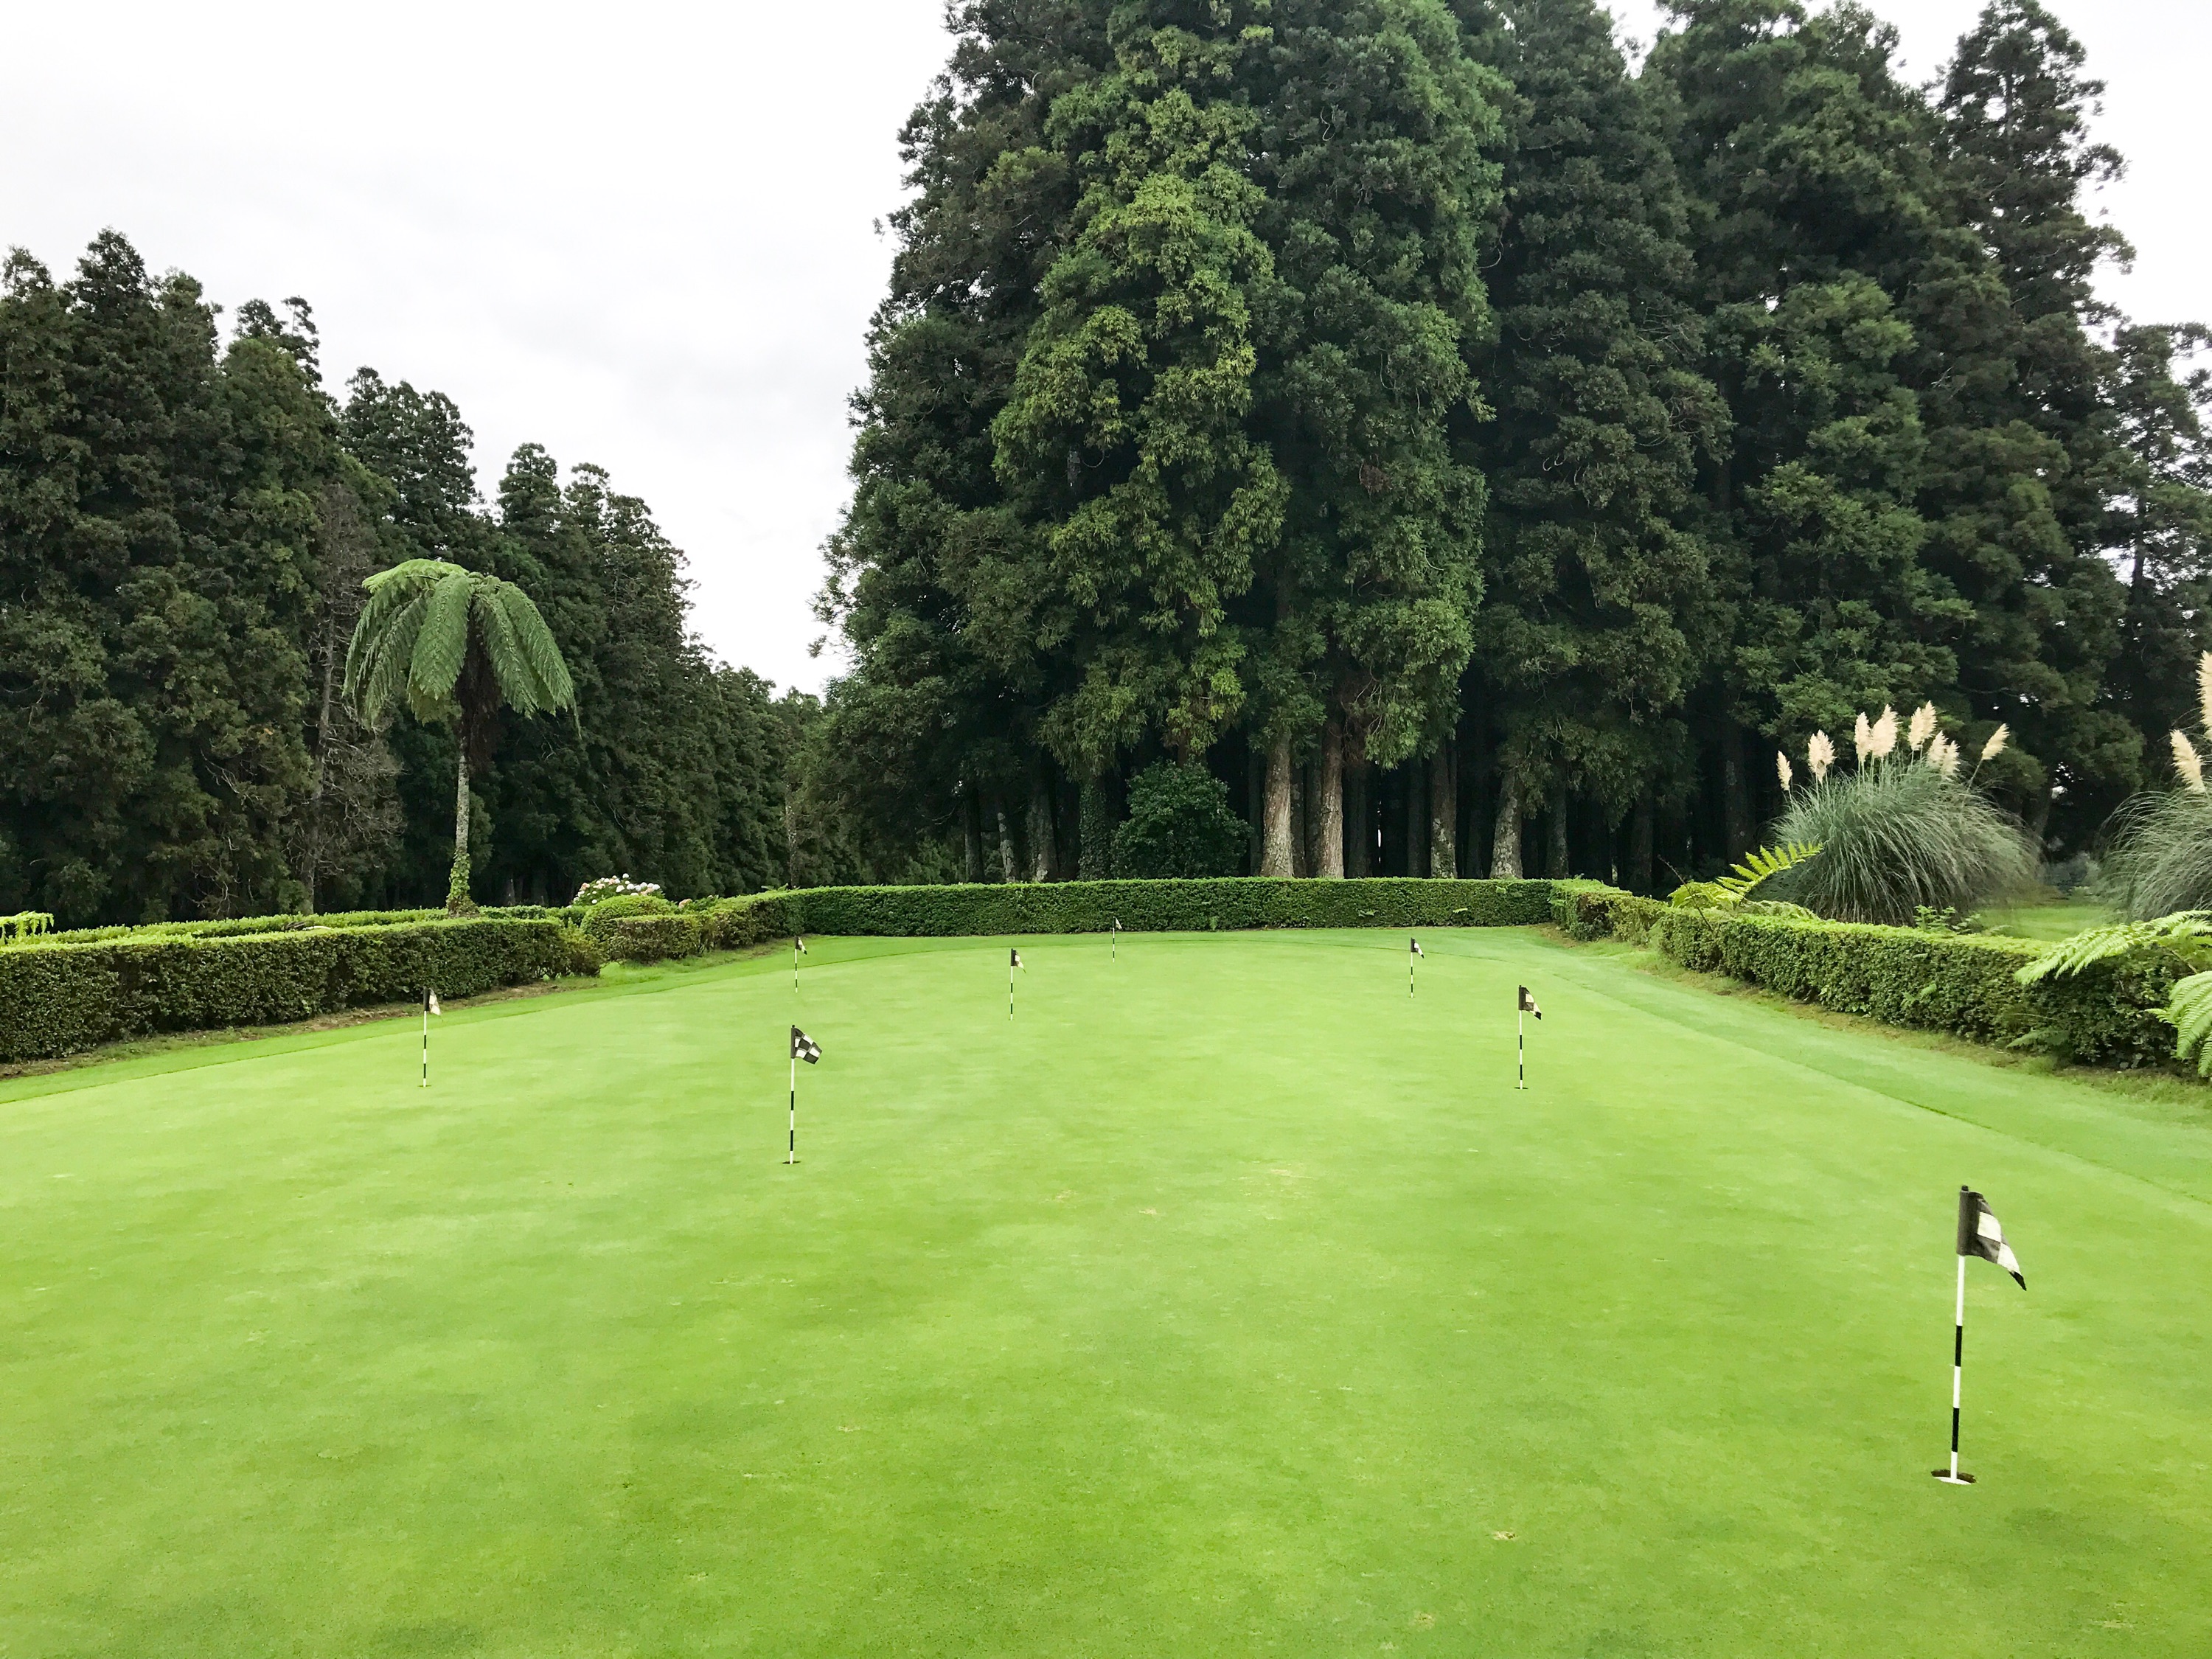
<box><xmin>2099</xmin><ymin>653</ymin><xmax>2212</xmax><ymax>920</ymax></box>
<box><xmin>1767</xmin><ymin>703</ymin><xmax>2035</xmax><ymax>926</ymax></box>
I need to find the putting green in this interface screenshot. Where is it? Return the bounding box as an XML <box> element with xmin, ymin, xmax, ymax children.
<box><xmin>2</xmin><ymin>928</ymin><xmax>2208</xmax><ymax>1656</ymax></box>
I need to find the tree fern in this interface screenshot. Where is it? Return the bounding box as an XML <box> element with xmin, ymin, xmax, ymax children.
<box><xmin>1716</xmin><ymin>841</ymin><xmax>1823</xmax><ymax>902</ymax></box>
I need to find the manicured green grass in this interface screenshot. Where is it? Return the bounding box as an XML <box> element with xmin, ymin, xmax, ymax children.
<box><xmin>1977</xmin><ymin>893</ymin><xmax>2112</xmax><ymax>940</ymax></box>
<box><xmin>3</xmin><ymin>929</ymin><xmax>2209</xmax><ymax>1656</ymax></box>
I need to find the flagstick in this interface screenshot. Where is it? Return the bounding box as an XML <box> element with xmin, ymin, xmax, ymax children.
<box><xmin>787</xmin><ymin>1051</ymin><xmax>798</xmax><ymax>1166</ymax></box>
<box><xmin>1517</xmin><ymin>1006</ymin><xmax>1526</xmax><ymax>1091</ymax></box>
<box><xmin>1937</xmin><ymin>1251</ymin><xmax>1972</xmax><ymax>1482</ymax></box>
<box><xmin>793</xmin><ymin>937</ymin><xmax>799</xmax><ymax>993</ymax></box>
<box><xmin>1009</xmin><ymin>957</ymin><xmax>1015</xmax><ymax>1020</ymax></box>
<box><xmin>420</xmin><ymin>992</ymin><xmax>429</xmax><ymax>1089</ymax></box>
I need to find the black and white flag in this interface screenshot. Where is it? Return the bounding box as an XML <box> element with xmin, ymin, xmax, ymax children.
<box><xmin>425</xmin><ymin>990</ymin><xmax>442</xmax><ymax>1017</ymax></box>
<box><xmin>1410</xmin><ymin>938</ymin><xmax>1424</xmax><ymax>957</ymax></box>
<box><xmin>790</xmin><ymin>1026</ymin><xmax>821</xmax><ymax>1065</ymax></box>
<box><xmin>794</xmin><ymin>936</ymin><xmax>807</xmax><ymax>955</ymax></box>
<box><xmin>1958</xmin><ymin>1189</ymin><xmax>2025</xmax><ymax>1288</ymax></box>
<box><xmin>1010</xmin><ymin>947</ymin><xmax>1024</xmax><ymax>970</ymax></box>
<box><xmin>1518</xmin><ymin>985</ymin><xmax>1542</xmax><ymax>1019</ymax></box>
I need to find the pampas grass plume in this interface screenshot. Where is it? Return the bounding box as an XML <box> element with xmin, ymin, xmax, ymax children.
<box><xmin>1980</xmin><ymin>724</ymin><xmax>2008</xmax><ymax>764</ymax></box>
<box><xmin>1777</xmin><ymin>751</ymin><xmax>1793</xmax><ymax>790</ymax></box>
<box><xmin>1908</xmin><ymin>701</ymin><xmax>1938</xmax><ymax>754</ymax></box>
<box><xmin>2198</xmin><ymin>652</ymin><xmax>2212</xmax><ymax>736</ymax></box>
<box><xmin>1854</xmin><ymin>712</ymin><xmax>1873</xmax><ymax>765</ymax></box>
<box><xmin>1870</xmin><ymin>706</ymin><xmax>1899</xmax><ymax>761</ymax></box>
<box><xmin>1808</xmin><ymin>730</ymin><xmax>1835</xmax><ymax>782</ymax></box>
<box><xmin>2174</xmin><ymin>730</ymin><xmax>2205</xmax><ymax>793</ymax></box>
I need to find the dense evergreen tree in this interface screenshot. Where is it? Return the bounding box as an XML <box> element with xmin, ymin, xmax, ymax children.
<box><xmin>0</xmin><ymin>232</ymin><xmax>326</xmax><ymax>922</ymax></box>
<box><xmin>1453</xmin><ymin>0</ymin><xmax>1725</xmax><ymax>885</ymax></box>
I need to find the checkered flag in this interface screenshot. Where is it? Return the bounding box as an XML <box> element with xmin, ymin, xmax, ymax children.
<box><xmin>1010</xmin><ymin>947</ymin><xmax>1023</xmax><ymax>970</ymax></box>
<box><xmin>1938</xmin><ymin>1186</ymin><xmax>2027</xmax><ymax>1484</ymax></box>
<box><xmin>1958</xmin><ymin>1189</ymin><xmax>2025</xmax><ymax>1289</ymax></box>
<box><xmin>425</xmin><ymin>990</ymin><xmax>442</xmax><ymax>1017</ymax></box>
<box><xmin>1518</xmin><ymin>985</ymin><xmax>1542</xmax><ymax>1019</ymax></box>
<box><xmin>790</xmin><ymin>1026</ymin><xmax>821</xmax><ymax>1065</ymax></box>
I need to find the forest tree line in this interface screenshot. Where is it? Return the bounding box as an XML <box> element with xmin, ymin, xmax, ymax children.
<box><xmin>0</xmin><ymin>234</ymin><xmax>793</xmax><ymax>925</ymax></box>
<box><xmin>808</xmin><ymin>0</ymin><xmax>2212</xmax><ymax>892</ymax></box>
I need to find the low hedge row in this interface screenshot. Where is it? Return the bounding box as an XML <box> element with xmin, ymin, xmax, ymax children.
<box><xmin>32</xmin><ymin>904</ymin><xmax>563</xmax><ymax>949</ymax></box>
<box><xmin>1568</xmin><ymin>886</ymin><xmax>2180</xmax><ymax>1069</ymax></box>
<box><xmin>0</xmin><ymin>917</ymin><xmax>591</xmax><ymax>1064</ymax></box>
<box><xmin>585</xmin><ymin>879</ymin><xmax>1558</xmax><ymax>963</ymax></box>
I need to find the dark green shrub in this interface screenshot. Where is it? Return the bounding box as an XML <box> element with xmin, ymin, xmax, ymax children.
<box><xmin>581</xmin><ymin>893</ymin><xmax>675</xmax><ymax>947</ymax></box>
<box><xmin>0</xmin><ymin>917</ymin><xmax>591</xmax><ymax>1063</ymax></box>
<box><xmin>1110</xmin><ymin>763</ymin><xmax>1250</xmax><ymax>879</ymax></box>
<box><xmin>604</xmin><ymin>915</ymin><xmax>704</xmax><ymax>963</ymax></box>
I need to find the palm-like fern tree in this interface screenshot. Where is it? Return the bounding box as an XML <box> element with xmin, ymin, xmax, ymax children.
<box><xmin>344</xmin><ymin>560</ymin><xmax>577</xmax><ymax>911</ymax></box>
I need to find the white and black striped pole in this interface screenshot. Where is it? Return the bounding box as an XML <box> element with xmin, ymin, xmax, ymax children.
<box><xmin>1938</xmin><ymin>1241</ymin><xmax>1970</xmax><ymax>1483</ymax></box>
<box><xmin>1111</xmin><ymin>917</ymin><xmax>1120</xmax><ymax>963</ymax></box>
<box><xmin>1517</xmin><ymin>1004</ymin><xmax>1525</xmax><ymax>1091</ymax></box>
<box><xmin>793</xmin><ymin>934</ymin><xmax>806</xmax><ymax>993</ymax></box>
<box><xmin>787</xmin><ymin>1046</ymin><xmax>799</xmax><ymax>1166</ymax></box>
<box><xmin>421</xmin><ymin>990</ymin><xmax>431</xmax><ymax>1089</ymax></box>
<box><xmin>1935</xmin><ymin>1185</ymin><xmax>2027</xmax><ymax>1485</ymax></box>
<box><xmin>1409</xmin><ymin>936</ymin><xmax>1421</xmax><ymax>998</ymax></box>
<box><xmin>1008</xmin><ymin>946</ymin><xmax>1023</xmax><ymax>1020</ymax></box>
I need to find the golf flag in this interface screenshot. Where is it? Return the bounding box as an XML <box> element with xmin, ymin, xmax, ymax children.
<box><xmin>795</xmin><ymin>936</ymin><xmax>808</xmax><ymax>955</ymax></box>
<box><xmin>1409</xmin><ymin>936</ymin><xmax>1422</xmax><ymax>996</ymax></box>
<box><xmin>1959</xmin><ymin>1187</ymin><xmax>2025</xmax><ymax>1288</ymax></box>
<box><xmin>420</xmin><ymin>987</ymin><xmax>441</xmax><ymax>1088</ymax></box>
<box><xmin>1515</xmin><ymin>985</ymin><xmax>1539</xmax><ymax>1090</ymax></box>
<box><xmin>1110</xmin><ymin>917</ymin><xmax>1121</xmax><ymax>961</ymax></box>
<box><xmin>1009</xmin><ymin>946</ymin><xmax>1024</xmax><ymax>1019</ymax></box>
<box><xmin>793</xmin><ymin>933</ymin><xmax>807</xmax><ymax>990</ymax></box>
<box><xmin>1935</xmin><ymin>1186</ymin><xmax>2027</xmax><ymax>1484</ymax></box>
<box><xmin>786</xmin><ymin>1026</ymin><xmax>820</xmax><ymax>1165</ymax></box>
<box><xmin>1011</xmin><ymin>947</ymin><xmax>1024</xmax><ymax>970</ymax></box>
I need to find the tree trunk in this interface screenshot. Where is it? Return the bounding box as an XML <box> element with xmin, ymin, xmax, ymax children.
<box><xmin>1405</xmin><ymin>759</ymin><xmax>1427</xmax><ymax>877</ymax></box>
<box><xmin>1079</xmin><ymin>773</ymin><xmax>1115</xmax><ymax>880</ymax></box>
<box><xmin>1630</xmin><ymin>795</ymin><xmax>1655</xmax><ymax>894</ymax></box>
<box><xmin>1316</xmin><ymin>721</ymin><xmax>1345</xmax><ymax>878</ymax></box>
<box><xmin>447</xmin><ymin>745</ymin><xmax>474</xmax><ymax>913</ymax></box>
<box><xmin>1546</xmin><ymin>784</ymin><xmax>1569</xmax><ymax>878</ymax></box>
<box><xmin>1721</xmin><ymin>721</ymin><xmax>1753</xmax><ymax>859</ymax></box>
<box><xmin>1429</xmin><ymin>739</ymin><xmax>1457</xmax><ymax>878</ymax></box>
<box><xmin>995</xmin><ymin>800</ymin><xmax>1018</xmax><ymax>883</ymax></box>
<box><xmin>1027</xmin><ymin>759</ymin><xmax>1056</xmax><ymax>882</ymax></box>
<box><xmin>1344</xmin><ymin>755</ymin><xmax>1370</xmax><ymax>878</ymax></box>
<box><xmin>1260</xmin><ymin>731</ymin><xmax>1295</xmax><ymax>877</ymax></box>
<box><xmin>1293</xmin><ymin>759</ymin><xmax>1312</xmax><ymax>879</ymax></box>
<box><xmin>963</xmin><ymin>790</ymin><xmax>984</xmax><ymax>883</ymax></box>
<box><xmin>1489</xmin><ymin>773</ymin><xmax>1523</xmax><ymax>879</ymax></box>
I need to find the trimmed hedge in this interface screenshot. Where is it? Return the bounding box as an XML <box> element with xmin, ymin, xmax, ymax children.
<box><xmin>777</xmin><ymin>877</ymin><xmax>1559</xmax><ymax>937</ymax></box>
<box><xmin>0</xmin><ymin>917</ymin><xmax>588</xmax><ymax>1064</ymax></box>
<box><xmin>603</xmin><ymin>914</ymin><xmax>704</xmax><ymax>963</ymax></box>
<box><xmin>1575</xmin><ymin>886</ymin><xmax>2180</xmax><ymax>1069</ymax></box>
<box><xmin>27</xmin><ymin>905</ymin><xmax>561</xmax><ymax>949</ymax></box>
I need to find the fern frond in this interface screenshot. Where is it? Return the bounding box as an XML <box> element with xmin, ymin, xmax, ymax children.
<box><xmin>2168</xmin><ymin>971</ymin><xmax>2212</xmax><ymax>1075</ymax></box>
<box><xmin>1716</xmin><ymin>841</ymin><xmax>1823</xmax><ymax>901</ymax></box>
<box><xmin>2014</xmin><ymin>912</ymin><xmax>2212</xmax><ymax>984</ymax></box>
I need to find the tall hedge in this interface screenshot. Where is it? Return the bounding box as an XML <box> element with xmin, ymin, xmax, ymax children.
<box><xmin>0</xmin><ymin>917</ymin><xmax>584</xmax><ymax>1063</ymax></box>
<box><xmin>1567</xmin><ymin>887</ymin><xmax>2180</xmax><ymax>1070</ymax></box>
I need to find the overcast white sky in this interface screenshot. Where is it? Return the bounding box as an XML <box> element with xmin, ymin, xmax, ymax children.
<box><xmin>4</xmin><ymin>1</ymin><xmax>2202</xmax><ymax>694</ymax></box>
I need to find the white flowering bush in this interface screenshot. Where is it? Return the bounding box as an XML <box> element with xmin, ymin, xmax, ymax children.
<box><xmin>573</xmin><ymin>875</ymin><xmax>663</xmax><ymax>908</ymax></box>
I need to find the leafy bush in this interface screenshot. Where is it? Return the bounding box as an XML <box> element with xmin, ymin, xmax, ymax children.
<box><xmin>2018</xmin><ymin>912</ymin><xmax>2212</xmax><ymax>1074</ymax></box>
<box><xmin>603</xmin><ymin>914</ymin><xmax>704</xmax><ymax>963</ymax></box>
<box><xmin>1111</xmin><ymin>762</ymin><xmax>1251</xmax><ymax>879</ymax></box>
<box><xmin>581</xmin><ymin>893</ymin><xmax>675</xmax><ymax>946</ymax></box>
<box><xmin>1769</xmin><ymin>762</ymin><xmax>2036</xmax><ymax>925</ymax></box>
<box><xmin>0</xmin><ymin>917</ymin><xmax>591</xmax><ymax>1063</ymax></box>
